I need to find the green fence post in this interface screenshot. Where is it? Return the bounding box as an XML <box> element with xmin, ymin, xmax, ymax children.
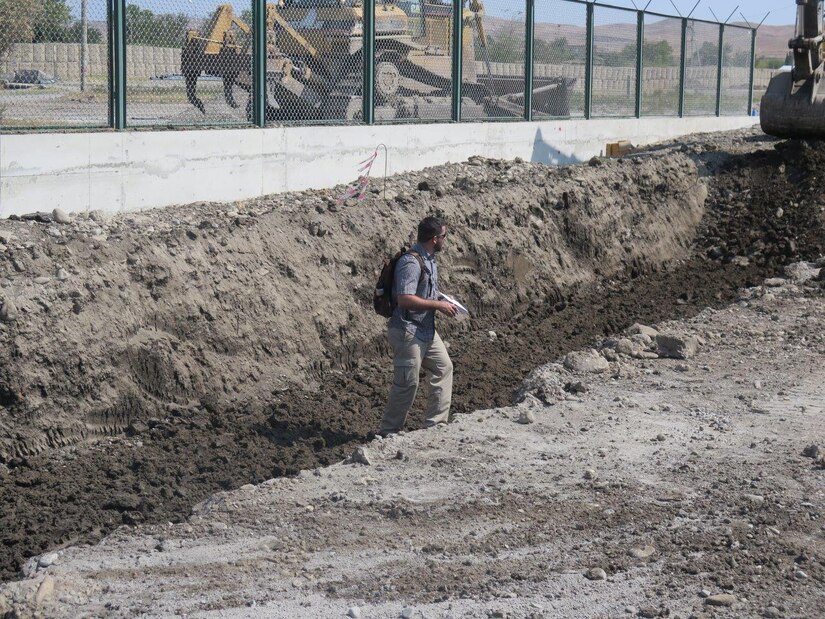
<box><xmin>452</xmin><ymin>0</ymin><xmax>463</xmax><ymax>122</ymax></box>
<box><xmin>109</xmin><ymin>0</ymin><xmax>126</xmax><ymax>130</ymax></box>
<box><xmin>748</xmin><ymin>28</ymin><xmax>756</xmax><ymax>115</ymax></box>
<box><xmin>584</xmin><ymin>1</ymin><xmax>594</xmax><ymax>119</ymax></box>
<box><xmin>525</xmin><ymin>0</ymin><xmax>535</xmax><ymax>121</ymax></box>
<box><xmin>715</xmin><ymin>23</ymin><xmax>724</xmax><ymax>116</ymax></box>
<box><xmin>678</xmin><ymin>17</ymin><xmax>687</xmax><ymax>117</ymax></box>
<box><xmin>635</xmin><ymin>10</ymin><xmax>644</xmax><ymax>118</ymax></box>
<box><xmin>107</xmin><ymin>0</ymin><xmax>114</xmax><ymax>128</ymax></box>
<box><xmin>363</xmin><ymin>0</ymin><xmax>375</xmax><ymax>124</ymax></box>
<box><xmin>252</xmin><ymin>0</ymin><xmax>266</xmax><ymax>127</ymax></box>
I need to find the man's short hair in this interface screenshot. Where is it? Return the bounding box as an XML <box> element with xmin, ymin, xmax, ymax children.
<box><xmin>417</xmin><ymin>216</ymin><xmax>446</xmax><ymax>242</ymax></box>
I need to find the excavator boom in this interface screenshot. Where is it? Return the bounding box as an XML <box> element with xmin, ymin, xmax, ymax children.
<box><xmin>186</xmin><ymin>4</ymin><xmax>251</xmax><ymax>54</ymax></box>
<box><xmin>266</xmin><ymin>5</ymin><xmax>318</xmax><ymax>59</ymax></box>
<box><xmin>760</xmin><ymin>0</ymin><xmax>825</xmax><ymax>138</ymax></box>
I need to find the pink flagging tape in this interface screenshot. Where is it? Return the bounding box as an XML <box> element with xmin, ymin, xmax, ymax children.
<box><xmin>338</xmin><ymin>150</ymin><xmax>379</xmax><ymax>205</ymax></box>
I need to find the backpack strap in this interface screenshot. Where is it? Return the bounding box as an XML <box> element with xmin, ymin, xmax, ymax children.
<box><xmin>406</xmin><ymin>250</ymin><xmax>427</xmax><ymax>274</ymax></box>
<box><xmin>406</xmin><ymin>250</ymin><xmax>432</xmax><ymax>296</ymax></box>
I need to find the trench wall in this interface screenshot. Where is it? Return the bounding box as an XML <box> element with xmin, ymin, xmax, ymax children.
<box><xmin>0</xmin><ymin>116</ymin><xmax>756</xmax><ymax>217</ymax></box>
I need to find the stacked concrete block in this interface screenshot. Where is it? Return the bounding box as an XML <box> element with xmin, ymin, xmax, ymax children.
<box><xmin>2</xmin><ymin>43</ymin><xmax>184</xmax><ymax>82</ymax></box>
<box><xmin>128</xmin><ymin>46</ymin><xmax>145</xmax><ymax>79</ymax></box>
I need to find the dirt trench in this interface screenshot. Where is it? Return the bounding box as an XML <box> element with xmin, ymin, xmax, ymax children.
<box><xmin>0</xmin><ymin>128</ymin><xmax>824</xmax><ymax>582</ymax></box>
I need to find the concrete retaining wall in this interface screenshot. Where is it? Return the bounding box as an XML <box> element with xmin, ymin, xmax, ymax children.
<box><xmin>0</xmin><ymin>43</ymin><xmax>179</xmax><ymax>81</ymax></box>
<box><xmin>482</xmin><ymin>61</ymin><xmax>755</xmax><ymax>93</ymax></box>
<box><xmin>0</xmin><ymin>115</ymin><xmax>757</xmax><ymax>218</ymax></box>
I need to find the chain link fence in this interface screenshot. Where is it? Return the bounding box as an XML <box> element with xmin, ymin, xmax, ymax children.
<box><xmin>126</xmin><ymin>0</ymin><xmax>252</xmax><ymax>127</ymax></box>
<box><xmin>0</xmin><ymin>0</ymin><xmax>756</xmax><ymax>131</ymax></box>
<box><xmin>375</xmin><ymin>0</ymin><xmax>454</xmax><ymax>123</ymax></box>
<box><xmin>0</xmin><ymin>0</ymin><xmax>109</xmax><ymax>129</ymax></box>
<box><xmin>533</xmin><ymin>0</ymin><xmax>586</xmax><ymax>119</ymax></box>
<box><xmin>591</xmin><ymin>5</ymin><xmax>637</xmax><ymax>118</ymax></box>
<box><xmin>260</xmin><ymin>1</ymin><xmax>362</xmax><ymax>125</ymax></box>
<box><xmin>721</xmin><ymin>24</ymin><xmax>752</xmax><ymax>116</ymax></box>
<box><xmin>463</xmin><ymin>0</ymin><xmax>525</xmax><ymax>120</ymax></box>
<box><xmin>642</xmin><ymin>14</ymin><xmax>681</xmax><ymax>117</ymax></box>
<box><xmin>683</xmin><ymin>19</ymin><xmax>719</xmax><ymax>116</ymax></box>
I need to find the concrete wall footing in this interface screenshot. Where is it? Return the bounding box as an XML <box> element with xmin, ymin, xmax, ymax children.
<box><xmin>0</xmin><ymin>116</ymin><xmax>758</xmax><ymax>217</ymax></box>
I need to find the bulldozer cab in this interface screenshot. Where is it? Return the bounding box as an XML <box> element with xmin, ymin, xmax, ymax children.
<box><xmin>380</xmin><ymin>1</ymin><xmax>458</xmax><ymax>52</ymax></box>
<box><xmin>270</xmin><ymin>1</ymin><xmax>457</xmax><ymax>54</ymax></box>
<box><xmin>398</xmin><ymin>1</ymin><xmax>425</xmax><ymax>38</ymax></box>
<box><xmin>421</xmin><ymin>2</ymin><xmax>454</xmax><ymax>51</ymax></box>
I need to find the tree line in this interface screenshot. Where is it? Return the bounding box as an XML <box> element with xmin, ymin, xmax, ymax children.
<box><xmin>486</xmin><ymin>33</ymin><xmax>752</xmax><ymax>68</ymax></box>
<box><xmin>0</xmin><ymin>0</ymin><xmax>191</xmax><ymax>57</ymax></box>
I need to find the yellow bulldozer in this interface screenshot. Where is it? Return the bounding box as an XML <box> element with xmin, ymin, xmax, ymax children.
<box><xmin>181</xmin><ymin>0</ymin><xmax>572</xmax><ymax>122</ymax></box>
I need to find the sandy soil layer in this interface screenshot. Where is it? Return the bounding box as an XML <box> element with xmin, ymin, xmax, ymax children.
<box><xmin>1</xmin><ymin>270</ymin><xmax>823</xmax><ymax>619</ymax></box>
<box><xmin>1</xmin><ymin>128</ymin><xmax>825</xmax><ymax>584</ymax></box>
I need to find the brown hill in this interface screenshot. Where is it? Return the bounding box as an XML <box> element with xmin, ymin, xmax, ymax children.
<box><xmin>752</xmin><ymin>24</ymin><xmax>793</xmax><ymax>61</ymax></box>
<box><xmin>487</xmin><ymin>16</ymin><xmax>793</xmax><ymax>61</ymax></box>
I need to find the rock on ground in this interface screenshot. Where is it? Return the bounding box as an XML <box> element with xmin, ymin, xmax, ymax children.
<box><xmin>655</xmin><ymin>334</ymin><xmax>699</xmax><ymax>359</ymax></box>
<box><xmin>563</xmin><ymin>349</ymin><xmax>610</xmax><ymax>373</ymax></box>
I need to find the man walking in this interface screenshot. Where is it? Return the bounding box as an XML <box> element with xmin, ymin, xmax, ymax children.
<box><xmin>379</xmin><ymin>216</ymin><xmax>458</xmax><ymax>436</ymax></box>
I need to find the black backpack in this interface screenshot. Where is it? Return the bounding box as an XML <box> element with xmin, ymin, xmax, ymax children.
<box><xmin>374</xmin><ymin>249</ymin><xmax>426</xmax><ymax>318</ymax></box>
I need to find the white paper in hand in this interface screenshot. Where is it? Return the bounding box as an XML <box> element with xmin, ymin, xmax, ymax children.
<box><xmin>438</xmin><ymin>292</ymin><xmax>470</xmax><ymax>316</ymax></box>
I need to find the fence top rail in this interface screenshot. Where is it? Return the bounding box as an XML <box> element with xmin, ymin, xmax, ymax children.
<box><xmin>643</xmin><ymin>11</ymin><xmax>684</xmax><ymax>20</ymax></box>
<box><xmin>720</xmin><ymin>23</ymin><xmax>754</xmax><ymax>33</ymax></box>
<box><xmin>557</xmin><ymin>0</ymin><xmax>755</xmax><ymax>33</ymax></box>
<box><xmin>685</xmin><ymin>17</ymin><xmax>729</xmax><ymax>28</ymax></box>
<box><xmin>563</xmin><ymin>0</ymin><xmax>635</xmax><ymax>13</ymax></box>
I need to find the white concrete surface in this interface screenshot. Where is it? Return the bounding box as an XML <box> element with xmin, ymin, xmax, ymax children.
<box><xmin>0</xmin><ymin>116</ymin><xmax>757</xmax><ymax>217</ymax></box>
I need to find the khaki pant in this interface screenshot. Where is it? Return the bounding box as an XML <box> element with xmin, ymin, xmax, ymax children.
<box><xmin>380</xmin><ymin>327</ymin><xmax>453</xmax><ymax>434</ymax></box>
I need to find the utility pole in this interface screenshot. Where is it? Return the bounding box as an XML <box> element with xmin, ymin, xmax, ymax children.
<box><xmin>81</xmin><ymin>0</ymin><xmax>88</xmax><ymax>92</ymax></box>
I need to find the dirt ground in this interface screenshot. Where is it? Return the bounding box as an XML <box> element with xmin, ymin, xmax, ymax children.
<box><xmin>1</xmin><ymin>262</ymin><xmax>824</xmax><ymax>619</ymax></box>
<box><xmin>0</xmin><ymin>128</ymin><xmax>824</xmax><ymax>614</ymax></box>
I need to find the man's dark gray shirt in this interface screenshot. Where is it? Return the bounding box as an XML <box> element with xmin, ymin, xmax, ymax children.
<box><xmin>389</xmin><ymin>242</ymin><xmax>439</xmax><ymax>342</ymax></box>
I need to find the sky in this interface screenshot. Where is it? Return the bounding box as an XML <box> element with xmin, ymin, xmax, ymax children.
<box><xmin>596</xmin><ymin>0</ymin><xmax>795</xmax><ymax>26</ymax></box>
<box><xmin>70</xmin><ymin>0</ymin><xmax>797</xmax><ymax>28</ymax></box>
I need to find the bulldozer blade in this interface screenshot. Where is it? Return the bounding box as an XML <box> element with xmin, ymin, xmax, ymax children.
<box><xmin>397</xmin><ymin>59</ymin><xmax>491</xmax><ymax>104</ymax></box>
<box><xmin>761</xmin><ymin>70</ymin><xmax>825</xmax><ymax>139</ymax></box>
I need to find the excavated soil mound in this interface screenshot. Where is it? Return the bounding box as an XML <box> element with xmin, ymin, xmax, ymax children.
<box><xmin>0</xmin><ymin>150</ymin><xmax>709</xmax><ymax>460</ymax></box>
<box><xmin>0</xmin><ymin>128</ymin><xmax>823</xmax><ymax>581</ymax></box>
